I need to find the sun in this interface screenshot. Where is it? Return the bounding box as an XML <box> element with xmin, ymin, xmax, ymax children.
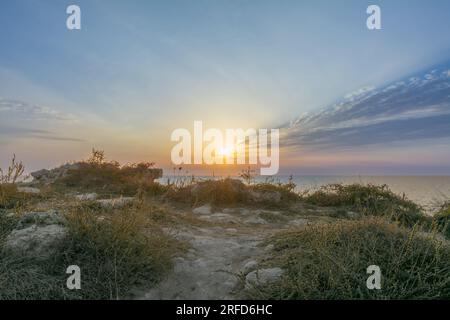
<box><xmin>217</xmin><ymin>146</ymin><xmax>234</xmax><ymax>158</ymax></box>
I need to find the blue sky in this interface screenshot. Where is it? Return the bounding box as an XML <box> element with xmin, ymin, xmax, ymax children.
<box><xmin>1</xmin><ymin>0</ymin><xmax>450</xmax><ymax>174</ymax></box>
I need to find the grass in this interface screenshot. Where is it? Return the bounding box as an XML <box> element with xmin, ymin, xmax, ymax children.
<box><xmin>55</xmin><ymin>161</ymin><xmax>166</xmax><ymax>197</ymax></box>
<box><xmin>246</xmin><ymin>218</ymin><xmax>450</xmax><ymax>300</ymax></box>
<box><xmin>301</xmin><ymin>183</ymin><xmax>429</xmax><ymax>228</ymax></box>
<box><xmin>43</xmin><ymin>149</ymin><xmax>166</xmax><ymax>197</ymax></box>
<box><xmin>433</xmin><ymin>202</ymin><xmax>450</xmax><ymax>239</ymax></box>
<box><xmin>165</xmin><ymin>177</ymin><xmax>299</xmax><ymax>208</ymax></box>
<box><xmin>0</xmin><ymin>200</ymin><xmax>180</xmax><ymax>300</ymax></box>
<box><xmin>2</xmin><ymin>153</ymin><xmax>450</xmax><ymax>300</ymax></box>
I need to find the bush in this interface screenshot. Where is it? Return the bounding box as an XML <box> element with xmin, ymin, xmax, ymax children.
<box><xmin>0</xmin><ymin>155</ymin><xmax>28</xmax><ymax>210</ymax></box>
<box><xmin>247</xmin><ymin>218</ymin><xmax>450</xmax><ymax>299</ymax></box>
<box><xmin>165</xmin><ymin>178</ymin><xmax>299</xmax><ymax>207</ymax></box>
<box><xmin>302</xmin><ymin>184</ymin><xmax>428</xmax><ymax>227</ymax></box>
<box><xmin>56</xmin><ymin>161</ymin><xmax>164</xmax><ymax>197</ymax></box>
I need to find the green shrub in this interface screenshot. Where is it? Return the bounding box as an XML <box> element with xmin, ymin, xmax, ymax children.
<box><xmin>247</xmin><ymin>218</ymin><xmax>450</xmax><ymax>300</ymax></box>
<box><xmin>302</xmin><ymin>184</ymin><xmax>428</xmax><ymax>227</ymax></box>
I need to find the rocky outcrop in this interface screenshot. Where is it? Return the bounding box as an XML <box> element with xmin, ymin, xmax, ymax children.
<box><xmin>30</xmin><ymin>163</ymin><xmax>163</xmax><ymax>185</ymax></box>
<box><xmin>4</xmin><ymin>211</ymin><xmax>67</xmax><ymax>259</ymax></box>
<box><xmin>30</xmin><ymin>163</ymin><xmax>80</xmax><ymax>184</ymax></box>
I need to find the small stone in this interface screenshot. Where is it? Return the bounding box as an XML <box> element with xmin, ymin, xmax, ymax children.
<box><xmin>347</xmin><ymin>211</ymin><xmax>360</xmax><ymax>219</ymax></box>
<box><xmin>222</xmin><ymin>208</ymin><xmax>236</xmax><ymax>214</ymax></box>
<box><xmin>289</xmin><ymin>219</ymin><xmax>308</xmax><ymax>226</ymax></box>
<box><xmin>17</xmin><ymin>187</ymin><xmax>41</xmax><ymax>194</ymax></box>
<box><xmin>75</xmin><ymin>193</ymin><xmax>98</xmax><ymax>201</ymax></box>
<box><xmin>241</xmin><ymin>260</ymin><xmax>258</xmax><ymax>274</ymax></box>
<box><xmin>244</xmin><ymin>216</ymin><xmax>267</xmax><ymax>225</ymax></box>
<box><xmin>97</xmin><ymin>197</ymin><xmax>134</xmax><ymax>208</ymax></box>
<box><xmin>192</xmin><ymin>204</ymin><xmax>212</xmax><ymax>215</ymax></box>
<box><xmin>199</xmin><ymin>213</ymin><xmax>237</xmax><ymax>223</ymax></box>
<box><xmin>245</xmin><ymin>268</ymin><xmax>284</xmax><ymax>288</ymax></box>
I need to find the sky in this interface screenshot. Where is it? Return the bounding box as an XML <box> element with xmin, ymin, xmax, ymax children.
<box><xmin>1</xmin><ymin>0</ymin><xmax>450</xmax><ymax>175</ymax></box>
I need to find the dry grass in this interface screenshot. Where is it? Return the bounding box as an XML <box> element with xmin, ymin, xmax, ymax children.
<box><xmin>0</xmin><ymin>201</ymin><xmax>180</xmax><ymax>300</ymax></box>
<box><xmin>246</xmin><ymin>218</ymin><xmax>450</xmax><ymax>300</ymax></box>
<box><xmin>434</xmin><ymin>202</ymin><xmax>450</xmax><ymax>239</ymax></box>
<box><xmin>301</xmin><ymin>183</ymin><xmax>429</xmax><ymax>228</ymax></box>
<box><xmin>165</xmin><ymin>178</ymin><xmax>299</xmax><ymax>208</ymax></box>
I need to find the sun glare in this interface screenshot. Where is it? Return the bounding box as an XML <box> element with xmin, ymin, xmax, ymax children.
<box><xmin>217</xmin><ymin>146</ymin><xmax>234</xmax><ymax>158</ymax></box>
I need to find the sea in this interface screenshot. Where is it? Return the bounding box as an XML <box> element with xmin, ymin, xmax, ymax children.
<box><xmin>158</xmin><ymin>175</ymin><xmax>450</xmax><ymax>215</ymax></box>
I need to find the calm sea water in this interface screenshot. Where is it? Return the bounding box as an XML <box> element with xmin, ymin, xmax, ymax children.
<box><xmin>159</xmin><ymin>175</ymin><xmax>450</xmax><ymax>214</ymax></box>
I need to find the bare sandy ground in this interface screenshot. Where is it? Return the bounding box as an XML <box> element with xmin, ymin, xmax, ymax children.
<box><xmin>137</xmin><ymin>205</ymin><xmax>316</xmax><ymax>300</ymax></box>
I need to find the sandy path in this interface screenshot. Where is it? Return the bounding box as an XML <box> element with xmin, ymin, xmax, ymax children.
<box><xmin>138</xmin><ymin>207</ymin><xmax>299</xmax><ymax>300</ymax></box>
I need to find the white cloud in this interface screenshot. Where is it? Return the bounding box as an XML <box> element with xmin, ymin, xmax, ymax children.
<box><xmin>0</xmin><ymin>98</ymin><xmax>77</xmax><ymax>121</ymax></box>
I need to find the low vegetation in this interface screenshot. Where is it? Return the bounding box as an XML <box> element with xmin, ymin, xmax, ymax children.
<box><xmin>434</xmin><ymin>202</ymin><xmax>450</xmax><ymax>239</ymax></box>
<box><xmin>247</xmin><ymin>218</ymin><xmax>450</xmax><ymax>299</ymax></box>
<box><xmin>0</xmin><ymin>154</ymin><xmax>179</xmax><ymax>299</ymax></box>
<box><xmin>165</xmin><ymin>177</ymin><xmax>299</xmax><ymax>208</ymax></box>
<box><xmin>1</xmin><ymin>152</ymin><xmax>450</xmax><ymax>300</ymax></box>
<box><xmin>54</xmin><ymin>149</ymin><xmax>166</xmax><ymax>197</ymax></box>
<box><xmin>0</xmin><ymin>202</ymin><xmax>179</xmax><ymax>300</ymax></box>
<box><xmin>301</xmin><ymin>183</ymin><xmax>429</xmax><ymax>228</ymax></box>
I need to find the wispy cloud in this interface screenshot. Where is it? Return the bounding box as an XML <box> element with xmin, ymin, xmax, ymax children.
<box><xmin>0</xmin><ymin>98</ymin><xmax>77</xmax><ymax>121</ymax></box>
<box><xmin>0</xmin><ymin>98</ymin><xmax>83</xmax><ymax>142</ymax></box>
<box><xmin>283</xmin><ymin>63</ymin><xmax>450</xmax><ymax>151</ymax></box>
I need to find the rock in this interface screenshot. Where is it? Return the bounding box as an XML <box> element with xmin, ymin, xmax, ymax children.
<box><xmin>244</xmin><ymin>216</ymin><xmax>267</xmax><ymax>225</ymax></box>
<box><xmin>191</xmin><ymin>179</ymin><xmax>247</xmax><ymax>198</ymax></box>
<box><xmin>16</xmin><ymin>211</ymin><xmax>65</xmax><ymax>229</ymax></box>
<box><xmin>289</xmin><ymin>218</ymin><xmax>309</xmax><ymax>227</ymax></box>
<box><xmin>31</xmin><ymin>163</ymin><xmax>162</xmax><ymax>185</ymax></box>
<box><xmin>97</xmin><ymin>197</ymin><xmax>134</xmax><ymax>208</ymax></box>
<box><xmin>17</xmin><ymin>187</ymin><xmax>41</xmax><ymax>194</ymax></box>
<box><xmin>239</xmin><ymin>208</ymin><xmax>251</xmax><ymax>216</ymax></box>
<box><xmin>347</xmin><ymin>211</ymin><xmax>360</xmax><ymax>219</ymax></box>
<box><xmin>222</xmin><ymin>208</ymin><xmax>236</xmax><ymax>214</ymax></box>
<box><xmin>30</xmin><ymin>169</ymin><xmax>50</xmax><ymax>181</ymax></box>
<box><xmin>241</xmin><ymin>260</ymin><xmax>258</xmax><ymax>274</ymax></box>
<box><xmin>5</xmin><ymin>211</ymin><xmax>67</xmax><ymax>259</ymax></box>
<box><xmin>5</xmin><ymin>225</ymin><xmax>67</xmax><ymax>259</ymax></box>
<box><xmin>198</xmin><ymin>213</ymin><xmax>237</xmax><ymax>223</ymax></box>
<box><xmin>245</xmin><ymin>268</ymin><xmax>283</xmax><ymax>288</ymax></box>
<box><xmin>192</xmin><ymin>204</ymin><xmax>212</xmax><ymax>215</ymax></box>
<box><xmin>30</xmin><ymin>163</ymin><xmax>80</xmax><ymax>184</ymax></box>
<box><xmin>248</xmin><ymin>190</ymin><xmax>282</xmax><ymax>203</ymax></box>
<box><xmin>75</xmin><ymin>193</ymin><xmax>98</xmax><ymax>201</ymax></box>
